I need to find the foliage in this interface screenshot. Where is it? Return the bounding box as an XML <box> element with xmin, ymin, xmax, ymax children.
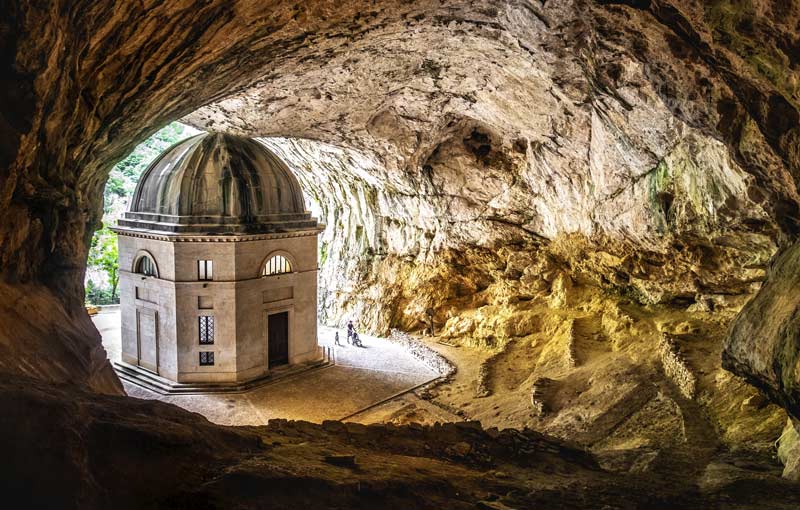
<box><xmin>106</xmin><ymin>122</ymin><xmax>199</xmax><ymax>204</ymax></box>
<box><xmin>85</xmin><ymin>279</ymin><xmax>117</xmax><ymax>306</ymax></box>
<box><xmin>87</xmin><ymin>227</ymin><xmax>119</xmax><ymax>302</ymax></box>
<box><xmin>319</xmin><ymin>241</ymin><xmax>329</xmax><ymax>267</ymax></box>
<box><xmin>85</xmin><ymin>121</ymin><xmax>201</xmax><ymax>303</ymax></box>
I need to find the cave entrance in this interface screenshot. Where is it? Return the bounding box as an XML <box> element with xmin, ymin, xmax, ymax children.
<box><xmin>85</xmin><ymin>124</ymin><xmax>445</xmax><ymax>424</ymax></box>
<box><xmin>85</xmin><ymin>122</ymin><xmax>201</xmax><ymax>308</ymax></box>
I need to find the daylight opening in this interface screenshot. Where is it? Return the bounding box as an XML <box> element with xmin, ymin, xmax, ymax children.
<box><xmin>85</xmin><ymin>122</ymin><xmax>201</xmax><ymax>305</ymax></box>
<box><xmin>86</xmin><ymin>121</ymin><xmax>439</xmax><ymax>429</ymax></box>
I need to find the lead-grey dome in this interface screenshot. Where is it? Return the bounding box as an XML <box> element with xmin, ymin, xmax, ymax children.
<box><xmin>117</xmin><ymin>133</ymin><xmax>320</xmax><ymax>234</ymax></box>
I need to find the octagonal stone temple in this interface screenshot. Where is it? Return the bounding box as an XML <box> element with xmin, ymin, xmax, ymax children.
<box><xmin>113</xmin><ymin>132</ymin><xmax>325</xmax><ymax>391</ymax></box>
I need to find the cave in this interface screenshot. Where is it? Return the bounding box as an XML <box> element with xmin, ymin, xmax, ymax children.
<box><xmin>2</xmin><ymin>1</ymin><xmax>800</xmax><ymax>508</ymax></box>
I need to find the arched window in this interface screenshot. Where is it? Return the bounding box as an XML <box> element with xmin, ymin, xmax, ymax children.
<box><xmin>136</xmin><ymin>255</ymin><xmax>157</xmax><ymax>277</ymax></box>
<box><xmin>263</xmin><ymin>255</ymin><xmax>292</xmax><ymax>276</ymax></box>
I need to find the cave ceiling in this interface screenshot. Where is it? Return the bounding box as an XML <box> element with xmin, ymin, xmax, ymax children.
<box><xmin>2</xmin><ymin>0</ymin><xmax>800</xmax><ymax>445</ymax></box>
<box><xmin>4</xmin><ymin>0</ymin><xmax>800</xmax><ymax>505</ymax></box>
<box><xmin>184</xmin><ymin>0</ymin><xmax>800</xmax><ymax>252</ymax></box>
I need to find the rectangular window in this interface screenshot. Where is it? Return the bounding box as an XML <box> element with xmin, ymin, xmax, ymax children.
<box><xmin>199</xmin><ymin>316</ymin><xmax>214</xmax><ymax>344</ymax></box>
<box><xmin>199</xmin><ymin>351</ymin><xmax>215</xmax><ymax>366</ymax></box>
<box><xmin>198</xmin><ymin>260</ymin><xmax>213</xmax><ymax>281</ymax></box>
<box><xmin>135</xmin><ymin>286</ymin><xmax>154</xmax><ymax>303</ymax></box>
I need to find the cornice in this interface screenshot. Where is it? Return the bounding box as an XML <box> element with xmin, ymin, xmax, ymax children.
<box><xmin>111</xmin><ymin>226</ymin><xmax>323</xmax><ymax>243</ymax></box>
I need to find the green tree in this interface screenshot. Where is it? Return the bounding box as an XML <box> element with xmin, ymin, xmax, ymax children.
<box><xmin>105</xmin><ymin>174</ymin><xmax>127</xmax><ymax>198</ymax></box>
<box><xmin>87</xmin><ymin>227</ymin><xmax>120</xmax><ymax>302</ymax></box>
<box><xmin>85</xmin><ymin>279</ymin><xmax>98</xmax><ymax>305</ymax></box>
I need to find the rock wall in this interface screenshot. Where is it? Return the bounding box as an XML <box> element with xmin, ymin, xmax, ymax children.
<box><xmin>659</xmin><ymin>332</ymin><xmax>697</xmax><ymax>400</ymax></box>
<box><xmin>223</xmin><ymin>0</ymin><xmax>800</xmax><ymax>335</ymax></box>
<box><xmin>778</xmin><ymin>418</ymin><xmax>800</xmax><ymax>480</ymax></box>
<box><xmin>1</xmin><ymin>0</ymin><xmax>799</xmax><ymax>423</ymax></box>
<box><xmin>725</xmin><ymin>240</ymin><xmax>800</xmax><ymax>420</ymax></box>
<box><xmin>263</xmin><ymin>133</ymin><xmax>775</xmax><ymax>332</ymax></box>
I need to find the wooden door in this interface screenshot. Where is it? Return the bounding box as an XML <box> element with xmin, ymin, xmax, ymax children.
<box><xmin>137</xmin><ymin>308</ymin><xmax>158</xmax><ymax>373</ymax></box>
<box><xmin>268</xmin><ymin>311</ymin><xmax>289</xmax><ymax>368</ymax></box>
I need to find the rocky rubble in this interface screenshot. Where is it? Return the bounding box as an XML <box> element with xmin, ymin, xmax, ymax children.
<box><xmin>530</xmin><ymin>377</ymin><xmax>554</xmax><ymax>418</ymax></box>
<box><xmin>388</xmin><ymin>329</ymin><xmax>456</xmax><ymax>380</ymax></box>
<box><xmin>3</xmin><ymin>375</ymin><xmax>800</xmax><ymax>509</ymax></box>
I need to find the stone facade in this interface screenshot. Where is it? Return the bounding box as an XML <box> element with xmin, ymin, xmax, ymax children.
<box><xmin>117</xmin><ymin>232</ymin><xmax>320</xmax><ymax>383</ymax></box>
<box><xmin>115</xmin><ymin>133</ymin><xmax>323</xmax><ymax>385</ymax></box>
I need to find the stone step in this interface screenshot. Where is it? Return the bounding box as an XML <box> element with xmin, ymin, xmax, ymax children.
<box><xmin>114</xmin><ymin>346</ymin><xmax>334</xmax><ymax>395</ymax></box>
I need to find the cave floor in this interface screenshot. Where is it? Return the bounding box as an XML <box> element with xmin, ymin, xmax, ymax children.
<box><xmin>92</xmin><ymin>309</ymin><xmax>438</xmax><ymax>425</ymax></box>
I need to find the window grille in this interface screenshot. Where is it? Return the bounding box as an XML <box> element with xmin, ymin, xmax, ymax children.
<box><xmin>199</xmin><ymin>351</ymin><xmax>214</xmax><ymax>366</ymax></box>
<box><xmin>199</xmin><ymin>316</ymin><xmax>214</xmax><ymax>344</ymax></box>
<box><xmin>136</xmin><ymin>255</ymin><xmax>157</xmax><ymax>276</ymax></box>
<box><xmin>198</xmin><ymin>260</ymin><xmax>213</xmax><ymax>280</ymax></box>
<box><xmin>263</xmin><ymin>255</ymin><xmax>292</xmax><ymax>276</ymax></box>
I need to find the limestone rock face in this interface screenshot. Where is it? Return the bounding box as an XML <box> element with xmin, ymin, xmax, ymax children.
<box><xmin>187</xmin><ymin>0</ymin><xmax>800</xmax><ymax>332</ymax></box>
<box><xmin>778</xmin><ymin>419</ymin><xmax>800</xmax><ymax>481</ymax></box>
<box><xmin>724</xmin><ymin>240</ymin><xmax>800</xmax><ymax>420</ymax></box>
<box><xmin>1</xmin><ymin>0</ymin><xmax>800</xmax><ymax>442</ymax></box>
<box><xmin>0</xmin><ymin>282</ymin><xmax>122</xmax><ymax>394</ymax></box>
<box><xmin>189</xmin><ymin>0</ymin><xmax>800</xmax><ymax>245</ymax></box>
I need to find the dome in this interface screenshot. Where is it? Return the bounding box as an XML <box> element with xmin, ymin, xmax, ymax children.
<box><xmin>117</xmin><ymin>133</ymin><xmax>320</xmax><ymax>234</ymax></box>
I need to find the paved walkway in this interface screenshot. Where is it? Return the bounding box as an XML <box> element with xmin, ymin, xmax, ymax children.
<box><xmin>92</xmin><ymin>309</ymin><xmax>438</xmax><ymax>425</ymax></box>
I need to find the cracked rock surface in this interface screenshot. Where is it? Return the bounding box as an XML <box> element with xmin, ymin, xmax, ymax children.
<box><xmin>187</xmin><ymin>1</ymin><xmax>798</xmax><ymax>320</ymax></box>
<box><xmin>2</xmin><ymin>0</ymin><xmax>800</xmax><ymax>504</ymax></box>
<box><xmin>3</xmin><ymin>0</ymin><xmax>798</xmax><ymax>398</ymax></box>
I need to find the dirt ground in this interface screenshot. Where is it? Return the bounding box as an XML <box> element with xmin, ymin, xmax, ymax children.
<box><xmin>349</xmin><ymin>284</ymin><xmax>788</xmax><ymax>485</ymax></box>
<box><xmin>93</xmin><ymin>310</ymin><xmax>437</xmax><ymax>424</ymax></box>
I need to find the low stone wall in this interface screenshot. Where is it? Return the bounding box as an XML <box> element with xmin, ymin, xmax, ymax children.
<box><xmin>475</xmin><ymin>362</ymin><xmax>493</xmax><ymax>398</ymax></box>
<box><xmin>563</xmin><ymin>319</ymin><xmax>579</xmax><ymax>368</ymax></box>
<box><xmin>659</xmin><ymin>333</ymin><xmax>696</xmax><ymax>400</ymax></box>
<box><xmin>475</xmin><ymin>346</ymin><xmax>510</xmax><ymax>398</ymax></box>
<box><xmin>388</xmin><ymin>329</ymin><xmax>456</xmax><ymax>381</ymax></box>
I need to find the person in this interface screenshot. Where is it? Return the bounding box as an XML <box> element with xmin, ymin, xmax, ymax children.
<box><xmin>334</xmin><ymin>330</ymin><xmax>342</xmax><ymax>347</ymax></box>
<box><xmin>426</xmin><ymin>307</ymin><xmax>435</xmax><ymax>336</ymax></box>
<box><xmin>352</xmin><ymin>331</ymin><xmax>363</xmax><ymax>347</ymax></box>
<box><xmin>346</xmin><ymin>320</ymin><xmax>354</xmax><ymax>344</ymax></box>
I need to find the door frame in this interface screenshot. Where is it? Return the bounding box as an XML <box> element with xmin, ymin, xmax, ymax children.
<box><xmin>263</xmin><ymin>304</ymin><xmax>294</xmax><ymax>368</ymax></box>
<box><xmin>136</xmin><ymin>307</ymin><xmax>159</xmax><ymax>374</ymax></box>
<box><xmin>267</xmin><ymin>311</ymin><xmax>290</xmax><ymax>368</ymax></box>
